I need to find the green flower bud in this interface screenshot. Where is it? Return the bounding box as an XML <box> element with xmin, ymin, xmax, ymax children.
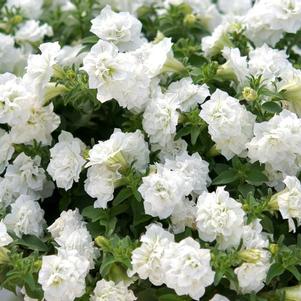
<box><xmin>0</xmin><ymin>247</ymin><xmax>10</xmax><ymax>264</ymax></box>
<box><xmin>243</xmin><ymin>87</ymin><xmax>257</xmax><ymax>101</ymax></box>
<box><xmin>95</xmin><ymin>236</ymin><xmax>110</xmax><ymax>251</ymax></box>
<box><xmin>238</xmin><ymin>249</ymin><xmax>262</xmax><ymax>264</ymax></box>
<box><xmin>184</xmin><ymin>14</ymin><xmax>197</xmax><ymax>27</ymax></box>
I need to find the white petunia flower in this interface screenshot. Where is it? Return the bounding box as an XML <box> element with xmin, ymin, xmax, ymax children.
<box><xmin>241</xmin><ymin>219</ymin><xmax>270</xmax><ymax>250</ymax></box>
<box><xmin>47</xmin><ymin>209</ymin><xmax>85</xmax><ymax>243</ymax></box>
<box><xmin>129</xmin><ymin>223</ymin><xmax>174</xmax><ymax>286</ymax></box>
<box><xmin>143</xmin><ymin>93</ymin><xmax>179</xmax><ymax>148</ymax></box>
<box><xmin>0</xmin><ymin>220</ymin><xmax>13</xmax><ymax>247</ymax></box>
<box><xmin>201</xmin><ymin>20</ymin><xmax>242</xmax><ymax>57</ymax></box>
<box><xmin>91</xmin><ymin>5</ymin><xmax>144</xmax><ymax>51</ymax></box>
<box><xmin>5</xmin><ymin>153</ymin><xmax>53</xmax><ymax>199</ymax></box>
<box><xmin>210</xmin><ymin>294</ymin><xmax>230</xmax><ymax>301</ymax></box>
<box><xmin>87</xmin><ymin>129</ymin><xmax>149</xmax><ymax>172</ymax></box>
<box><xmin>270</xmin><ymin>176</ymin><xmax>301</xmax><ymax>232</ymax></box>
<box><xmin>23</xmin><ymin>42</ymin><xmax>61</xmax><ymax>97</ymax></box>
<box><xmin>6</xmin><ymin>0</ymin><xmax>43</xmax><ymax>19</ymax></box>
<box><xmin>153</xmin><ymin>138</ymin><xmax>188</xmax><ymax>162</ymax></box>
<box><xmin>0</xmin><ymin>129</ymin><xmax>14</xmax><ymax>174</ymax></box>
<box><xmin>49</xmin><ymin>0</ymin><xmax>75</xmax><ymax>11</ymax></box>
<box><xmin>0</xmin><ymin>34</ymin><xmax>23</xmax><ymax>74</ymax></box>
<box><xmin>162</xmin><ymin>237</ymin><xmax>215</xmax><ymax>300</ymax></box>
<box><xmin>164</xmin><ymin>151</ymin><xmax>211</xmax><ymax>194</ymax></box>
<box><xmin>4</xmin><ymin>195</ymin><xmax>45</xmax><ymax>238</ymax></box>
<box><xmin>57</xmin><ymin>45</ymin><xmax>87</xmax><ymax>67</ymax></box>
<box><xmin>84</xmin><ymin>165</ymin><xmax>119</xmax><ymax>209</ymax></box>
<box><xmin>234</xmin><ymin>251</ymin><xmax>271</xmax><ymax>294</ymax></box>
<box><xmin>218</xmin><ymin>0</ymin><xmax>252</xmax><ymax>16</ymax></box>
<box><xmin>38</xmin><ymin>249</ymin><xmax>89</xmax><ymax>301</ymax></box>
<box><xmin>48</xmin><ymin>209</ymin><xmax>98</xmax><ymax>269</ymax></box>
<box><xmin>133</xmin><ymin>38</ymin><xmax>173</xmax><ymax>77</ymax></box>
<box><xmin>165</xmin><ymin>0</ymin><xmax>222</xmax><ymax>31</ymax></box>
<box><xmin>0</xmin><ymin>177</ymin><xmax>18</xmax><ymax>209</ymax></box>
<box><xmin>138</xmin><ymin>164</ymin><xmax>187</xmax><ymax>219</ymax></box>
<box><xmin>58</xmin><ymin>227</ymin><xmax>98</xmax><ymax>269</ymax></box>
<box><xmin>220</xmin><ymin>47</ymin><xmax>249</xmax><ymax>85</ymax></box>
<box><xmin>47</xmin><ymin>131</ymin><xmax>86</xmax><ymax>191</ymax></box>
<box><xmin>170</xmin><ymin>198</ymin><xmax>196</xmax><ymax>234</ymax></box>
<box><xmin>10</xmin><ymin>102</ymin><xmax>60</xmax><ymax>146</ymax></box>
<box><xmin>15</xmin><ymin>20</ymin><xmax>53</xmax><ymax>44</ymax></box>
<box><xmin>196</xmin><ymin>186</ymin><xmax>245</xmax><ymax>250</ymax></box>
<box><xmin>200</xmin><ymin>89</ymin><xmax>256</xmax><ymax>160</ymax></box>
<box><xmin>82</xmin><ymin>40</ymin><xmax>151</xmax><ymax>112</ymax></box>
<box><xmin>165</xmin><ymin>77</ymin><xmax>210</xmax><ymax>112</ymax></box>
<box><xmin>244</xmin><ymin>0</ymin><xmax>301</xmax><ymax>47</ymax></box>
<box><xmin>90</xmin><ymin>280</ymin><xmax>136</xmax><ymax>301</ymax></box>
<box><xmin>247</xmin><ymin>110</ymin><xmax>301</xmax><ymax>176</ymax></box>
<box><xmin>248</xmin><ymin>44</ymin><xmax>293</xmax><ymax>84</ymax></box>
<box><xmin>0</xmin><ymin>73</ymin><xmax>30</xmax><ymax>126</ymax></box>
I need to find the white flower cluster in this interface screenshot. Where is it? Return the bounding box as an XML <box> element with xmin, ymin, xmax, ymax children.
<box><xmin>234</xmin><ymin>220</ymin><xmax>272</xmax><ymax>294</ymax></box>
<box><xmin>82</xmin><ymin>5</ymin><xmax>179</xmax><ymax>113</ymax></box>
<box><xmin>270</xmin><ymin>176</ymin><xmax>301</xmax><ymax>232</ymax></box>
<box><xmin>85</xmin><ymin>129</ymin><xmax>150</xmax><ymax>208</ymax></box>
<box><xmin>196</xmin><ymin>186</ymin><xmax>245</xmax><ymax>250</ymax></box>
<box><xmin>139</xmin><ymin>151</ymin><xmax>210</xmax><ymax>220</ymax></box>
<box><xmin>90</xmin><ymin>279</ymin><xmax>136</xmax><ymax>301</ymax></box>
<box><xmin>130</xmin><ymin>224</ymin><xmax>215</xmax><ymax>300</ymax></box>
<box><xmin>38</xmin><ymin>249</ymin><xmax>89</xmax><ymax>301</ymax></box>
<box><xmin>247</xmin><ymin>110</ymin><xmax>301</xmax><ymax>176</ymax></box>
<box><xmin>47</xmin><ymin>131</ymin><xmax>86</xmax><ymax>191</ymax></box>
<box><xmin>1</xmin><ymin>1</ymin><xmax>301</xmax><ymax>300</ymax></box>
<box><xmin>200</xmin><ymin>89</ymin><xmax>256</xmax><ymax>159</ymax></box>
<box><xmin>38</xmin><ymin>209</ymin><xmax>98</xmax><ymax>300</ymax></box>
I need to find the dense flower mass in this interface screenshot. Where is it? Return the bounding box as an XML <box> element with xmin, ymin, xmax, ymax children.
<box><xmin>1</xmin><ymin>1</ymin><xmax>301</xmax><ymax>301</ymax></box>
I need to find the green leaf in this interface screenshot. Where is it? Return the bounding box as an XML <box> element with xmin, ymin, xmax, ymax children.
<box><xmin>110</xmin><ymin>202</ymin><xmax>130</xmax><ymax>217</ymax></box>
<box><xmin>261</xmin><ymin>215</ymin><xmax>274</xmax><ymax>233</ymax></box>
<box><xmin>175</xmin><ymin>126</ymin><xmax>192</xmax><ymax>140</ymax></box>
<box><xmin>81</xmin><ymin>35</ymin><xmax>99</xmax><ymax>45</ymax></box>
<box><xmin>82</xmin><ymin>206</ymin><xmax>104</xmax><ymax>222</ymax></box>
<box><xmin>212</xmin><ymin>168</ymin><xmax>239</xmax><ymax>185</ymax></box>
<box><xmin>100</xmin><ymin>254</ymin><xmax>116</xmax><ymax>277</ymax></box>
<box><xmin>214</xmin><ymin>270</ymin><xmax>224</xmax><ymax>286</ymax></box>
<box><xmin>16</xmin><ymin>235</ymin><xmax>49</xmax><ymax>252</ymax></box>
<box><xmin>287</xmin><ymin>265</ymin><xmax>301</xmax><ymax>281</ymax></box>
<box><xmin>159</xmin><ymin>294</ymin><xmax>191</xmax><ymax>301</ymax></box>
<box><xmin>245</xmin><ymin>168</ymin><xmax>268</xmax><ymax>186</ymax></box>
<box><xmin>266</xmin><ymin>263</ymin><xmax>285</xmax><ymax>284</ymax></box>
<box><xmin>24</xmin><ymin>274</ymin><xmax>44</xmax><ymax>300</ymax></box>
<box><xmin>238</xmin><ymin>183</ymin><xmax>255</xmax><ymax>197</ymax></box>
<box><xmin>262</xmin><ymin>101</ymin><xmax>282</xmax><ymax>113</ymax></box>
<box><xmin>113</xmin><ymin>188</ymin><xmax>132</xmax><ymax>206</ymax></box>
<box><xmin>137</xmin><ymin>288</ymin><xmax>158</xmax><ymax>301</ymax></box>
<box><xmin>190</xmin><ymin>126</ymin><xmax>201</xmax><ymax>145</ymax></box>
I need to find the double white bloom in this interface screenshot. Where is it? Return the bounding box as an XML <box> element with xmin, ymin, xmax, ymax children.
<box><xmin>47</xmin><ymin>131</ymin><xmax>86</xmax><ymax>191</ymax></box>
<box><xmin>130</xmin><ymin>224</ymin><xmax>214</xmax><ymax>300</ymax></box>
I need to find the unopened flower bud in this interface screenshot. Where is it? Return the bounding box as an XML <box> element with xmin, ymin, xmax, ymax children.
<box><xmin>243</xmin><ymin>87</ymin><xmax>257</xmax><ymax>101</ymax></box>
<box><xmin>184</xmin><ymin>14</ymin><xmax>197</xmax><ymax>26</ymax></box>
<box><xmin>95</xmin><ymin>236</ymin><xmax>110</xmax><ymax>251</ymax></box>
<box><xmin>239</xmin><ymin>249</ymin><xmax>262</xmax><ymax>264</ymax></box>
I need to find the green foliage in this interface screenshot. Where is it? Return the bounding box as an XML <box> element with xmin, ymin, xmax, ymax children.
<box><xmin>53</xmin><ymin>66</ymin><xmax>99</xmax><ymax>114</ymax></box>
<box><xmin>176</xmin><ymin>108</ymin><xmax>208</xmax><ymax>145</ymax></box>
<box><xmin>95</xmin><ymin>235</ymin><xmax>138</xmax><ymax>282</ymax></box>
<box><xmin>243</xmin><ymin>76</ymin><xmax>284</xmax><ymax>121</ymax></box>
<box><xmin>41</xmin><ymin>0</ymin><xmax>101</xmax><ymax>46</ymax></box>
<box><xmin>0</xmin><ymin>247</ymin><xmax>43</xmax><ymax>300</ymax></box>
<box><xmin>13</xmin><ymin>140</ymin><xmax>50</xmax><ymax>170</ymax></box>
<box><xmin>266</xmin><ymin>236</ymin><xmax>301</xmax><ymax>286</ymax></box>
<box><xmin>0</xmin><ymin>5</ymin><xmax>24</xmax><ymax>34</ymax></box>
<box><xmin>211</xmin><ymin>157</ymin><xmax>268</xmax><ymax>187</ymax></box>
